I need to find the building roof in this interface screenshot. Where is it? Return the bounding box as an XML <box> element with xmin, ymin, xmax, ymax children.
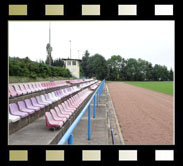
<box><xmin>62</xmin><ymin>58</ymin><xmax>82</xmax><ymax>62</ymax></box>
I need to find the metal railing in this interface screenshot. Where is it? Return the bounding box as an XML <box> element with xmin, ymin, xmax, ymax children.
<box><xmin>58</xmin><ymin>80</ymin><xmax>105</xmax><ymax>145</ymax></box>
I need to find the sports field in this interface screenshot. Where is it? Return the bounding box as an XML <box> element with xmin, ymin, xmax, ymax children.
<box><xmin>124</xmin><ymin>81</ymin><xmax>173</xmax><ymax>95</ymax></box>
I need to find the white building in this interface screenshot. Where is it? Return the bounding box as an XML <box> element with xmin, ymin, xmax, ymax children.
<box><xmin>62</xmin><ymin>58</ymin><xmax>82</xmax><ymax>78</ymax></box>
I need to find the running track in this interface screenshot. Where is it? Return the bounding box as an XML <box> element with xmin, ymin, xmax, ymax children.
<box><xmin>107</xmin><ymin>82</ymin><xmax>173</xmax><ymax>145</ymax></box>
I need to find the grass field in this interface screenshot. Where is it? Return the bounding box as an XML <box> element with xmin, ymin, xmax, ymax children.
<box><xmin>125</xmin><ymin>81</ymin><xmax>173</xmax><ymax>95</ymax></box>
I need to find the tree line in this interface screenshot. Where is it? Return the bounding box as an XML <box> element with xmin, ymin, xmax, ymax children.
<box><xmin>9</xmin><ymin>57</ymin><xmax>71</xmax><ymax>78</ymax></box>
<box><xmin>80</xmin><ymin>50</ymin><xmax>173</xmax><ymax>81</ymax></box>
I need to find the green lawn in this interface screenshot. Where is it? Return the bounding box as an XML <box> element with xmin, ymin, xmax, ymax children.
<box><xmin>125</xmin><ymin>81</ymin><xmax>173</xmax><ymax>95</ymax></box>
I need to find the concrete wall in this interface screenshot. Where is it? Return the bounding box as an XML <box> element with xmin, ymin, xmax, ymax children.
<box><xmin>64</xmin><ymin>60</ymin><xmax>80</xmax><ymax>78</ymax></box>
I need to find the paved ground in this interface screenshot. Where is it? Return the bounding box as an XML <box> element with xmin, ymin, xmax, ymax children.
<box><xmin>9</xmin><ymin>116</ymin><xmax>64</xmax><ymax>145</ymax></box>
<box><xmin>72</xmin><ymin>84</ymin><xmax>123</xmax><ymax>145</ymax></box>
<box><xmin>107</xmin><ymin>81</ymin><xmax>174</xmax><ymax>145</ymax></box>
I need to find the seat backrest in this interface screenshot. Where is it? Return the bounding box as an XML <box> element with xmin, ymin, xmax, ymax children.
<box><xmin>36</xmin><ymin>96</ymin><xmax>43</xmax><ymax>102</ymax></box>
<box><xmin>14</xmin><ymin>84</ymin><xmax>21</xmax><ymax>91</ymax></box>
<box><xmin>54</xmin><ymin>91</ymin><xmax>58</xmax><ymax>96</ymax></box>
<box><xmin>24</xmin><ymin>84</ymin><xmax>29</xmax><ymax>90</ymax></box>
<box><xmin>9</xmin><ymin>85</ymin><xmax>15</xmax><ymax>91</ymax></box>
<box><xmin>58</xmin><ymin>104</ymin><xmax>63</xmax><ymax>111</ymax></box>
<box><xmin>26</xmin><ymin>83</ymin><xmax>32</xmax><ymax>90</ymax></box>
<box><xmin>9</xmin><ymin>103</ymin><xmax>19</xmax><ymax>113</ymax></box>
<box><xmin>45</xmin><ymin>94</ymin><xmax>50</xmax><ymax>100</ymax></box>
<box><xmin>37</xmin><ymin>82</ymin><xmax>41</xmax><ymax>88</ymax></box>
<box><xmin>18</xmin><ymin>101</ymin><xmax>26</xmax><ymax>109</ymax></box>
<box><xmin>50</xmin><ymin>92</ymin><xmax>54</xmax><ymax>97</ymax></box>
<box><xmin>52</xmin><ymin>92</ymin><xmax>57</xmax><ymax>97</ymax></box>
<box><xmin>19</xmin><ymin>84</ymin><xmax>26</xmax><ymax>91</ymax></box>
<box><xmin>54</xmin><ymin>107</ymin><xmax>61</xmax><ymax>115</ymax></box>
<box><xmin>25</xmin><ymin>99</ymin><xmax>32</xmax><ymax>107</ymax></box>
<box><xmin>41</xmin><ymin>95</ymin><xmax>46</xmax><ymax>101</ymax></box>
<box><xmin>65</xmin><ymin>101</ymin><xmax>71</xmax><ymax>108</ymax></box>
<box><xmin>50</xmin><ymin>109</ymin><xmax>57</xmax><ymax>118</ymax></box>
<box><xmin>48</xmin><ymin>93</ymin><xmax>53</xmax><ymax>99</ymax></box>
<box><xmin>36</xmin><ymin>96</ymin><xmax>41</xmax><ymax>102</ymax></box>
<box><xmin>61</xmin><ymin>103</ymin><xmax>67</xmax><ymax>111</ymax></box>
<box><xmin>31</xmin><ymin>83</ymin><xmax>36</xmax><ymax>89</ymax></box>
<box><xmin>45</xmin><ymin>112</ymin><xmax>54</xmax><ymax>123</ymax></box>
<box><xmin>31</xmin><ymin>97</ymin><xmax>37</xmax><ymax>104</ymax></box>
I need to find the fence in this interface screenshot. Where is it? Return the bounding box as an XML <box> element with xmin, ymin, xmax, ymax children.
<box><xmin>58</xmin><ymin>80</ymin><xmax>105</xmax><ymax>145</ymax></box>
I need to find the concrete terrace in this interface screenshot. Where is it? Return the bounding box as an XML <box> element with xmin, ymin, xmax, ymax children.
<box><xmin>9</xmin><ymin>84</ymin><xmax>123</xmax><ymax>145</ymax></box>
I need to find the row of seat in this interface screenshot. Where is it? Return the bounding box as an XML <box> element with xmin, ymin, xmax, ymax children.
<box><xmin>9</xmin><ymin>81</ymin><xmax>68</xmax><ymax>98</ymax></box>
<box><xmin>90</xmin><ymin>80</ymin><xmax>101</xmax><ymax>90</ymax></box>
<box><xmin>45</xmin><ymin>88</ymin><xmax>93</xmax><ymax>128</ymax></box>
<box><xmin>8</xmin><ymin>86</ymin><xmax>81</xmax><ymax>123</ymax></box>
<box><xmin>79</xmin><ymin>80</ymin><xmax>98</xmax><ymax>89</ymax></box>
<box><xmin>9</xmin><ymin>79</ymin><xmax>94</xmax><ymax>98</ymax></box>
<box><xmin>68</xmin><ymin>78</ymin><xmax>93</xmax><ymax>84</ymax></box>
<box><xmin>9</xmin><ymin>82</ymin><xmax>46</xmax><ymax>98</ymax></box>
<box><xmin>90</xmin><ymin>84</ymin><xmax>98</xmax><ymax>90</ymax></box>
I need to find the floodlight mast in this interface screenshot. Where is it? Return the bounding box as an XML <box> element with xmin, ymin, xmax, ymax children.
<box><xmin>69</xmin><ymin>40</ymin><xmax>72</xmax><ymax>59</ymax></box>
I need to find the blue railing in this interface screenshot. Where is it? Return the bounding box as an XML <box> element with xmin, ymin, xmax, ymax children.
<box><xmin>58</xmin><ymin>80</ymin><xmax>105</xmax><ymax>145</ymax></box>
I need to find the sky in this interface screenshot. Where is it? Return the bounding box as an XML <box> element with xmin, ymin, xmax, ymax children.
<box><xmin>9</xmin><ymin>21</ymin><xmax>174</xmax><ymax>70</ymax></box>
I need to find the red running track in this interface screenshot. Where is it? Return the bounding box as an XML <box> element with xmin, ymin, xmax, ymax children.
<box><xmin>107</xmin><ymin>82</ymin><xmax>174</xmax><ymax>145</ymax></box>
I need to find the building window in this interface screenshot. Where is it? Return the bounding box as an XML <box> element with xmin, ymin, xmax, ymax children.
<box><xmin>67</xmin><ymin>61</ymin><xmax>71</xmax><ymax>65</ymax></box>
<box><xmin>72</xmin><ymin>60</ymin><xmax>76</xmax><ymax>65</ymax></box>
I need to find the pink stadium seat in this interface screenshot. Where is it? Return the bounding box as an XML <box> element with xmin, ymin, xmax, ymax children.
<box><xmin>27</xmin><ymin>83</ymin><xmax>36</xmax><ymax>92</ymax></box>
<box><xmin>17</xmin><ymin>101</ymin><xmax>35</xmax><ymax>114</ymax></box>
<box><xmin>44</xmin><ymin>94</ymin><xmax>55</xmax><ymax>103</ymax></box>
<box><xmin>34</xmin><ymin>83</ymin><xmax>42</xmax><ymax>91</ymax></box>
<box><xmin>9</xmin><ymin>89</ymin><xmax>17</xmax><ymax>97</ymax></box>
<box><xmin>45</xmin><ymin>112</ymin><xmax>63</xmax><ymax>128</ymax></box>
<box><xmin>54</xmin><ymin>107</ymin><xmax>70</xmax><ymax>119</ymax></box>
<box><xmin>31</xmin><ymin>83</ymin><xmax>39</xmax><ymax>92</ymax></box>
<box><xmin>22</xmin><ymin>84</ymin><xmax>32</xmax><ymax>94</ymax></box>
<box><xmin>61</xmin><ymin>103</ymin><xmax>75</xmax><ymax>113</ymax></box>
<box><xmin>50</xmin><ymin>109</ymin><xmax>67</xmax><ymax>122</ymax></box>
<box><xmin>67</xmin><ymin>100</ymin><xmax>78</xmax><ymax>109</ymax></box>
<box><xmin>24</xmin><ymin>83</ymin><xmax>33</xmax><ymax>93</ymax></box>
<box><xmin>58</xmin><ymin>104</ymin><xmax>72</xmax><ymax>116</ymax></box>
<box><xmin>9</xmin><ymin>85</ymin><xmax>22</xmax><ymax>96</ymax></box>
<box><xmin>25</xmin><ymin>99</ymin><xmax>40</xmax><ymax>111</ymax></box>
<box><xmin>14</xmin><ymin>84</ymin><xmax>26</xmax><ymax>95</ymax></box>
<box><xmin>65</xmin><ymin>100</ymin><xmax>77</xmax><ymax>110</ymax></box>
<box><xmin>36</xmin><ymin>96</ymin><xmax>49</xmax><ymax>106</ymax></box>
<box><xmin>31</xmin><ymin>97</ymin><xmax>45</xmax><ymax>109</ymax></box>
<box><xmin>19</xmin><ymin>84</ymin><xmax>28</xmax><ymax>94</ymax></box>
<box><xmin>37</xmin><ymin>82</ymin><xmax>46</xmax><ymax>90</ymax></box>
<box><xmin>9</xmin><ymin>103</ymin><xmax>28</xmax><ymax>118</ymax></box>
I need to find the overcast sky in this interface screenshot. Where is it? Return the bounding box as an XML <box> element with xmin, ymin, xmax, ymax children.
<box><xmin>9</xmin><ymin>21</ymin><xmax>174</xmax><ymax>70</ymax></box>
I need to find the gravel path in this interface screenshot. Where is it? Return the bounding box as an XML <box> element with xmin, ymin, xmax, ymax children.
<box><xmin>107</xmin><ymin>82</ymin><xmax>173</xmax><ymax>145</ymax></box>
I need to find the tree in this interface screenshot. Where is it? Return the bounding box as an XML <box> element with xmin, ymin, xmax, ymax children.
<box><xmin>88</xmin><ymin>54</ymin><xmax>107</xmax><ymax>80</ymax></box>
<box><xmin>80</xmin><ymin>50</ymin><xmax>90</xmax><ymax>77</ymax></box>
<box><xmin>152</xmin><ymin>64</ymin><xmax>170</xmax><ymax>81</ymax></box>
<box><xmin>53</xmin><ymin>58</ymin><xmax>64</xmax><ymax>67</ymax></box>
<box><xmin>169</xmin><ymin>68</ymin><xmax>174</xmax><ymax>81</ymax></box>
<box><xmin>124</xmin><ymin>58</ymin><xmax>139</xmax><ymax>81</ymax></box>
<box><xmin>106</xmin><ymin>55</ymin><xmax>124</xmax><ymax>80</ymax></box>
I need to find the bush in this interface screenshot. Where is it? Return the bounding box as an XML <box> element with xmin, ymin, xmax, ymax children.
<box><xmin>9</xmin><ymin>57</ymin><xmax>71</xmax><ymax>78</ymax></box>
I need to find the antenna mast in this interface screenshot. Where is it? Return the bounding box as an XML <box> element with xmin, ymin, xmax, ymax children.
<box><xmin>46</xmin><ymin>22</ymin><xmax>52</xmax><ymax>66</ymax></box>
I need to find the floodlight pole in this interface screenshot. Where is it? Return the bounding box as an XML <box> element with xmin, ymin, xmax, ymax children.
<box><xmin>69</xmin><ymin>40</ymin><xmax>72</xmax><ymax>59</ymax></box>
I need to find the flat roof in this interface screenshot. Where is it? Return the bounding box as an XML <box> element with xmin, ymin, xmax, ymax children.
<box><xmin>62</xmin><ymin>58</ymin><xmax>82</xmax><ymax>61</ymax></box>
